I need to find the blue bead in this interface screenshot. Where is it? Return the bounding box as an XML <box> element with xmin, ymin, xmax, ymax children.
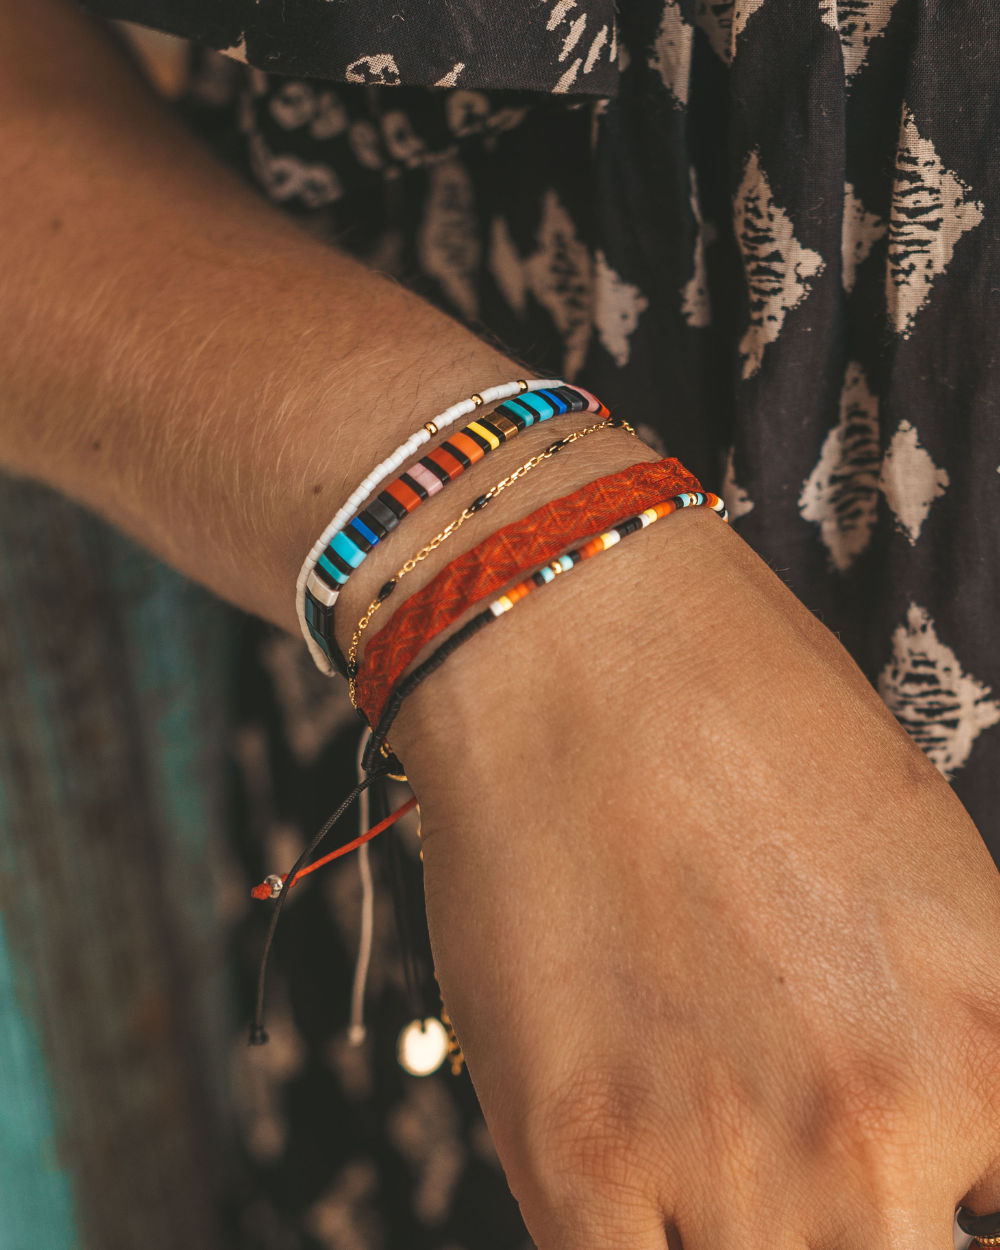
<box><xmin>500</xmin><ymin>398</ymin><xmax>536</xmax><ymax>427</ymax></box>
<box><xmin>331</xmin><ymin>530</ymin><xmax>366</xmax><ymax>568</ymax></box>
<box><xmin>518</xmin><ymin>392</ymin><xmax>556</xmax><ymax>421</ymax></box>
<box><xmin>535</xmin><ymin>388</ymin><xmax>569</xmax><ymax>415</ymax></box>
<box><xmin>350</xmin><ymin>517</ymin><xmax>380</xmax><ymax>547</ymax></box>
<box><xmin>318</xmin><ymin>554</ymin><xmax>350</xmax><ymax>584</ymax></box>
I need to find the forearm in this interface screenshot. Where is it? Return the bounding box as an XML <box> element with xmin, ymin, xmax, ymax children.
<box><xmin>0</xmin><ymin>4</ymin><xmax>968</xmax><ymax>822</ymax></box>
<box><xmin>0</xmin><ymin>0</ymin><xmax>548</xmax><ymax>631</ymax></box>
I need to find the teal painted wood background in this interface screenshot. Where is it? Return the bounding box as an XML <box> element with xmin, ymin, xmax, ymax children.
<box><xmin>0</xmin><ymin>474</ymin><xmax>236</xmax><ymax>1249</ymax></box>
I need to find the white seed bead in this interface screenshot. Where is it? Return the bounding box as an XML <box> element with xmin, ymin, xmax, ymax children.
<box><xmin>295</xmin><ymin>377</ymin><xmax>565</xmax><ymax>672</ymax></box>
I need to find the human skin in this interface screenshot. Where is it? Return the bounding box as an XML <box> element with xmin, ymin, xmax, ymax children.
<box><xmin>3</xmin><ymin>3</ymin><xmax>1000</xmax><ymax>1248</ymax></box>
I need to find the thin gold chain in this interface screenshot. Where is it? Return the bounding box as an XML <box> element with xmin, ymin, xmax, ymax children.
<box><xmin>347</xmin><ymin>418</ymin><xmax>634</xmax><ymax>704</ymax></box>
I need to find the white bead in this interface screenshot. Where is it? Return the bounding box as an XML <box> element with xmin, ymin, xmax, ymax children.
<box><xmin>295</xmin><ymin>377</ymin><xmax>567</xmax><ymax>677</ymax></box>
<box><xmin>307</xmin><ymin>572</ymin><xmax>339</xmax><ymax>606</ymax></box>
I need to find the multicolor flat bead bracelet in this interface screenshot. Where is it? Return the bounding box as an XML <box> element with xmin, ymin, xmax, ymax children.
<box><xmin>346</xmin><ymin>416</ymin><xmax>632</xmax><ymax>701</ymax></box>
<box><xmin>296</xmin><ymin>376</ymin><xmax>565</xmax><ymax>674</ymax></box>
<box><xmin>361</xmin><ymin>491</ymin><xmax>728</xmax><ymax>768</ymax></box>
<box><xmin>353</xmin><ymin>457</ymin><xmax>704</xmax><ymax>726</ymax></box>
<box><xmin>302</xmin><ymin>383</ymin><xmax>608</xmax><ymax>670</ymax></box>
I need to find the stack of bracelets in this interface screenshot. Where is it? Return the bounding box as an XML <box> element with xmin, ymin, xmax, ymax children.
<box><xmin>295</xmin><ymin>376</ymin><xmax>729</xmax><ymax>746</ymax></box>
<box><xmin>249</xmin><ymin>378</ymin><xmax>730</xmax><ymax>1043</ymax></box>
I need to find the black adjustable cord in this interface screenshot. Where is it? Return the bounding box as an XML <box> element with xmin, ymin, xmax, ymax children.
<box><xmin>249</xmin><ymin>765</ymin><xmax>390</xmax><ymax>1045</ymax></box>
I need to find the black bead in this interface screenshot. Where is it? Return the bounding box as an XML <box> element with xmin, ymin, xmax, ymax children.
<box><xmin>399</xmin><ymin>471</ymin><xmax>428</xmax><ymax>501</ymax></box>
<box><xmin>441</xmin><ymin>439</ymin><xmax>472</xmax><ymax>469</ymax></box>
<box><xmin>495</xmin><ymin>402</ymin><xmax>528</xmax><ymax>431</ymax></box>
<box><xmin>355</xmin><ymin>507</ymin><xmax>388</xmax><ymax>540</ymax></box>
<box><xmin>478</xmin><ymin>418</ymin><xmax>507</xmax><ymax>443</ymax></box>
<box><xmin>322</xmin><ymin>546</ymin><xmax>355</xmax><ymax>579</ymax></box>
<box><xmin>365</xmin><ymin>496</ymin><xmax>400</xmax><ymax>533</ymax></box>
<box><xmin>377</xmin><ymin>580</ymin><xmax>396</xmax><ymax>602</ymax></box>
<box><xmin>377</xmin><ymin>490</ymin><xmax>409</xmax><ymax>522</ymax></box>
<box><xmin>501</xmin><ymin>398</ymin><xmax>536</xmax><ymax>425</ymax></box>
<box><xmin>462</xmin><ymin>426</ymin><xmax>493</xmax><ymax>453</ymax></box>
<box><xmin>552</xmin><ymin>385</ymin><xmax>586</xmax><ymax>413</ymax></box>
<box><xmin>419</xmin><ymin>455</ymin><xmax>451</xmax><ymax>485</ymax></box>
<box><xmin>469</xmin><ymin>495</ymin><xmax>490</xmax><ymax>512</ymax></box>
<box><xmin>311</xmin><ymin>561</ymin><xmax>340</xmax><ymax>593</ymax></box>
<box><xmin>346</xmin><ymin>521</ymin><xmax>375</xmax><ymax>553</ymax></box>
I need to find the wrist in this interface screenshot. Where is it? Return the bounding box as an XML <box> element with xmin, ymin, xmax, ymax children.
<box><xmin>329</xmin><ymin>401</ymin><xmax>658</xmax><ymax>657</ymax></box>
<box><xmin>394</xmin><ymin>500</ymin><xmax>953</xmax><ymax>858</ymax></box>
<box><xmin>393</xmin><ymin>502</ymin><xmax>732</xmax><ymax>799</ymax></box>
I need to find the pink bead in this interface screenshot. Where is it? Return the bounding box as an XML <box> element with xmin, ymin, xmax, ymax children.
<box><xmin>570</xmin><ymin>386</ymin><xmax>604</xmax><ymax>413</ymax></box>
<box><xmin>407</xmin><ymin>462</ymin><xmax>444</xmax><ymax>496</ymax></box>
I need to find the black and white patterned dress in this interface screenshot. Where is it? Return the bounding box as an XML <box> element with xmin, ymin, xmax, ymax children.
<box><xmin>131</xmin><ymin>0</ymin><xmax>1000</xmax><ymax>841</ymax></box>
<box><xmin>0</xmin><ymin>2</ymin><xmax>996</xmax><ymax>1247</ymax></box>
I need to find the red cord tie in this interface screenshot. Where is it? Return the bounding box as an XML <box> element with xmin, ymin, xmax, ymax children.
<box><xmin>250</xmin><ymin>796</ymin><xmax>418</xmax><ymax>900</ymax></box>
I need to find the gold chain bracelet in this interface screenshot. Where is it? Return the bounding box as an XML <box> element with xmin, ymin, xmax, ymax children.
<box><xmin>346</xmin><ymin>417</ymin><xmax>634</xmax><ymax>704</ymax></box>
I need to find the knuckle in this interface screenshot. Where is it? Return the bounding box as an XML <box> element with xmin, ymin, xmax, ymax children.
<box><xmin>815</xmin><ymin>1057</ymin><xmax>920</xmax><ymax>1191</ymax></box>
<box><xmin>518</xmin><ymin>1068</ymin><xmax>660</xmax><ymax>1207</ymax></box>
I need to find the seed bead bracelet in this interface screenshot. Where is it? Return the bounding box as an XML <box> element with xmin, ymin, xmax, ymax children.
<box><xmin>361</xmin><ymin>491</ymin><xmax>729</xmax><ymax>768</ymax></box>
<box><xmin>346</xmin><ymin>417</ymin><xmax>635</xmax><ymax>700</ymax></box>
<box><xmin>300</xmin><ymin>381</ymin><xmax>608</xmax><ymax>674</ymax></box>
<box><xmin>296</xmin><ymin>376</ymin><xmax>562</xmax><ymax>675</ymax></box>
<box><xmin>353</xmin><ymin>457</ymin><xmax>704</xmax><ymax>728</ymax></box>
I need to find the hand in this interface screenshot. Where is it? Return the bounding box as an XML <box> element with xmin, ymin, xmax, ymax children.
<box><xmin>397</xmin><ymin>506</ymin><xmax>1000</xmax><ymax>1250</ymax></box>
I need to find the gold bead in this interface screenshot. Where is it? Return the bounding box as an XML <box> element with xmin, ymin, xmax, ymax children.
<box><xmin>491</xmin><ymin>414</ymin><xmax>520</xmax><ymax>441</ymax></box>
<box><xmin>471</xmin><ymin>393</ymin><xmax>484</xmax><ymax>406</ymax></box>
<box><xmin>517</xmin><ymin>379</ymin><xmax>528</xmax><ymax>392</ymax></box>
<box><xmin>423</xmin><ymin>421</ymin><xmax>438</xmax><ymax>436</ymax></box>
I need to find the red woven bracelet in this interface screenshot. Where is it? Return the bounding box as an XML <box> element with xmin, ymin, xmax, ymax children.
<box><xmin>354</xmin><ymin>456</ymin><xmax>701</xmax><ymax>725</ymax></box>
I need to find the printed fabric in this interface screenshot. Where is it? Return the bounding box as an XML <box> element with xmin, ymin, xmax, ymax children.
<box><xmin>75</xmin><ymin>2</ymin><xmax>1000</xmax><ymax>1247</ymax></box>
<box><xmin>84</xmin><ymin>0</ymin><xmax>621</xmax><ymax>94</ymax></box>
